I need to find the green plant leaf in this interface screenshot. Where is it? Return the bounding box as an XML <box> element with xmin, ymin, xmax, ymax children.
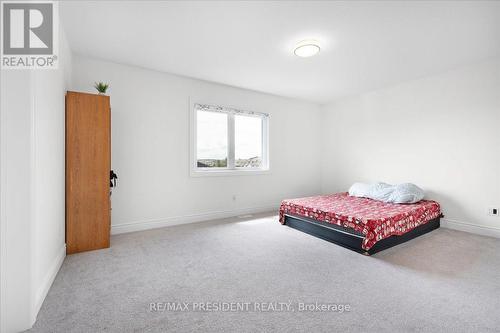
<box><xmin>94</xmin><ymin>81</ymin><xmax>109</xmax><ymax>93</ymax></box>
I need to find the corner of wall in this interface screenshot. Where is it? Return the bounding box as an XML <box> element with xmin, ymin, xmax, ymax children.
<box><xmin>318</xmin><ymin>102</ymin><xmax>336</xmax><ymax>195</ymax></box>
<box><xmin>32</xmin><ymin>244</ymin><xmax>66</xmax><ymax>322</ymax></box>
<box><xmin>60</xmin><ymin>23</ymin><xmax>73</xmax><ymax>91</ymax></box>
<box><xmin>28</xmin><ymin>21</ymin><xmax>72</xmax><ymax>329</ymax></box>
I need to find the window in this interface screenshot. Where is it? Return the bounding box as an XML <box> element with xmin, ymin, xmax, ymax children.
<box><xmin>196</xmin><ymin>111</ymin><xmax>228</xmax><ymax>168</ymax></box>
<box><xmin>235</xmin><ymin>114</ymin><xmax>263</xmax><ymax>168</ymax></box>
<box><xmin>191</xmin><ymin>103</ymin><xmax>269</xmax><ymax>175</ymax></box>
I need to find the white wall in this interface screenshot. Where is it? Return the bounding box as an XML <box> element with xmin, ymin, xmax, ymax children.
<box><xmin>71</xmin><ymin>55</ymin><xmax>323</xmax><ymax>233</ymax></box>
<box><xmin>0</xmin><ymin>70</ymin><xmax>34</xmax><ymax>333</ymax></box>
<box><xmin>0</xmin><ymin>27</ymin><xmax>72</xmax><ymax>332</ymax></box>
<box><xmin>32</xmin><ymin>27</ymin><xmax>72</xmax><ymax>319</ymax></box>
<box><xmin>321</xmin><ymin>58</ymin><xmax>500</xmax><ymax>235</ymax></box>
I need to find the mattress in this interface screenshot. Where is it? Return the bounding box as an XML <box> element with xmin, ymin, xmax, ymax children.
<box><xmin>279</xmin><ymin>192</ymin><xmax>441</xmax><ymax>250</ymax></box>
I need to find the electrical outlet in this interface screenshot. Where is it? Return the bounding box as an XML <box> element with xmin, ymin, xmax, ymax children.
<box><xmin>488</xmin><ymin>207</ymin><xmax>499</xmax><ymax>216</ymax></box>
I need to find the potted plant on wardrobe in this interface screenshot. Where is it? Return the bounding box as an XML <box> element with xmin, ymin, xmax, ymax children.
<box><xmin>94</xmin><ymin>82</ymin><xmax>109</xmax><ymax>95</ymax></box>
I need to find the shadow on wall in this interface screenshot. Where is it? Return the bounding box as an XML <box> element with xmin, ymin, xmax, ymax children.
<box><xmin>426</xmin><ymin>190</ymin><xmax>472</xmax><ymax>223</ymax></box>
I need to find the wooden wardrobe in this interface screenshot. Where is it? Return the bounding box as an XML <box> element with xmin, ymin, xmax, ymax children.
<box><xmin>66</xmin><ymin>91</ymin><xmax>111</xmax><ymax>254</ymax></box>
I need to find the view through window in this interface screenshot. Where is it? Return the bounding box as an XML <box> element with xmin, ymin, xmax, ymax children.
<box><xmin>196</xmin><ymin>111</ymin><xmax>228</xmax><ymax>168</ymax></box>
<box><xmin>195</xmin><ymin>104</ymin><xmax>268</xmax><ymax>171</ymax></box>
<box><xmin>235</xmin><ymin>114</ymin><xmax>262</xmax><ymax>168</ymax></box>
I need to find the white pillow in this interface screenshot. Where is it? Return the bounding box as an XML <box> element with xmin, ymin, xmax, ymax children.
<box><xmin>348</xmin><ymin>182</ymin><xmax>372</xmax><ymax>198</ymax></box>
<box><xmin>368</xmin><ymin>182</ymin><xmax>395</xmax><ymax>202</ymax></box>
<box><xmin>387</xmin><ymin>183</ymin><xmax>425</xmax><ymax>204</ymax></box>
<box><xmin>348</xmin><ymin>182</ymin><xmax>425</xmax><ymax>204</ymax></box>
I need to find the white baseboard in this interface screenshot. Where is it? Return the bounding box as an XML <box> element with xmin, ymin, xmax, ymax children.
<box><xmin>441</xmin><ymin>218</ymin><xmax>500</xmax><ymax>239</ymax></box>
<box><xmin>33</xmin><ymin>243</ymin><xmax>66</xmax><ymax>322</ymax></box>
<box><xmin>111</xmin><ymin>205</ymin><xmax>279</xmax><ymax>235</ymax></box>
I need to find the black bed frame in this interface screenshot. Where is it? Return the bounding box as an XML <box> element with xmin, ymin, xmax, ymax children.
<box><xmin>283</xmin><ymin>214</ymin><xmax>441</xmax><ymax>255</ymax></box>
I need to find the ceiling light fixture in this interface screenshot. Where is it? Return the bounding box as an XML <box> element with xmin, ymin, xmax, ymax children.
<box><xmin>294</xmin><ymin>40</ymin><xmax>321</xmax><ymax>58</ymax></box>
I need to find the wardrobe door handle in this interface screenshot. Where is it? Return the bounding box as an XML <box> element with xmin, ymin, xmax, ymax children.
<box><xmin>110</xmin><ymin>170</ymin><xmax>118</xmax><ymax>187</ymax></box>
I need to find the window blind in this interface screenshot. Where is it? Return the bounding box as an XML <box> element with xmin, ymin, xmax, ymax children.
<box><xmin>194</xmin><ymin>103</ymin><xmax>269</xmax><ymax>118</ymax></box>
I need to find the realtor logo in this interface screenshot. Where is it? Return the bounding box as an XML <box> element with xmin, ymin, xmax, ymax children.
<box><xmin>1</xmin><ymin>1</ymin><xmax>58</xmax><ymax>69</ymax></box>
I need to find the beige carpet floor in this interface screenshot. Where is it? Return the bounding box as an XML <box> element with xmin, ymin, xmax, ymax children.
<box><xmin>29</xmin><ymin>213</ymin><xmax>500</xmax><ymax>332</ymax></box>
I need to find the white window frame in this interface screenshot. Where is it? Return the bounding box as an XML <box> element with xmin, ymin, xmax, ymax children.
<box><xmin>190</xmin><ymin>101</ymin><xmax>270</xmax><ymax>177</ymax></box>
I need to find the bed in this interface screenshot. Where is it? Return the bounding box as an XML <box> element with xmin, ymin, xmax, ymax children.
<box><xmin>279</xmin><ymin>193</ymin><xmax>442</xmax><ymax>255</ymax></box>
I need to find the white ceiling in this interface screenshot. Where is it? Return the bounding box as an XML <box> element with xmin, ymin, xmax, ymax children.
<box><xmin>61</xmin><ymin>1</ymin><xmax>500</xmax><ymax>104</ymax></box>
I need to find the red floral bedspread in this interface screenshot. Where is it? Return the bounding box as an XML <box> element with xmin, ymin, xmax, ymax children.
<box><xmin>279</xmin><ymin>193</ymin><xmax>441</xmax><ymax>251</ymax></box>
